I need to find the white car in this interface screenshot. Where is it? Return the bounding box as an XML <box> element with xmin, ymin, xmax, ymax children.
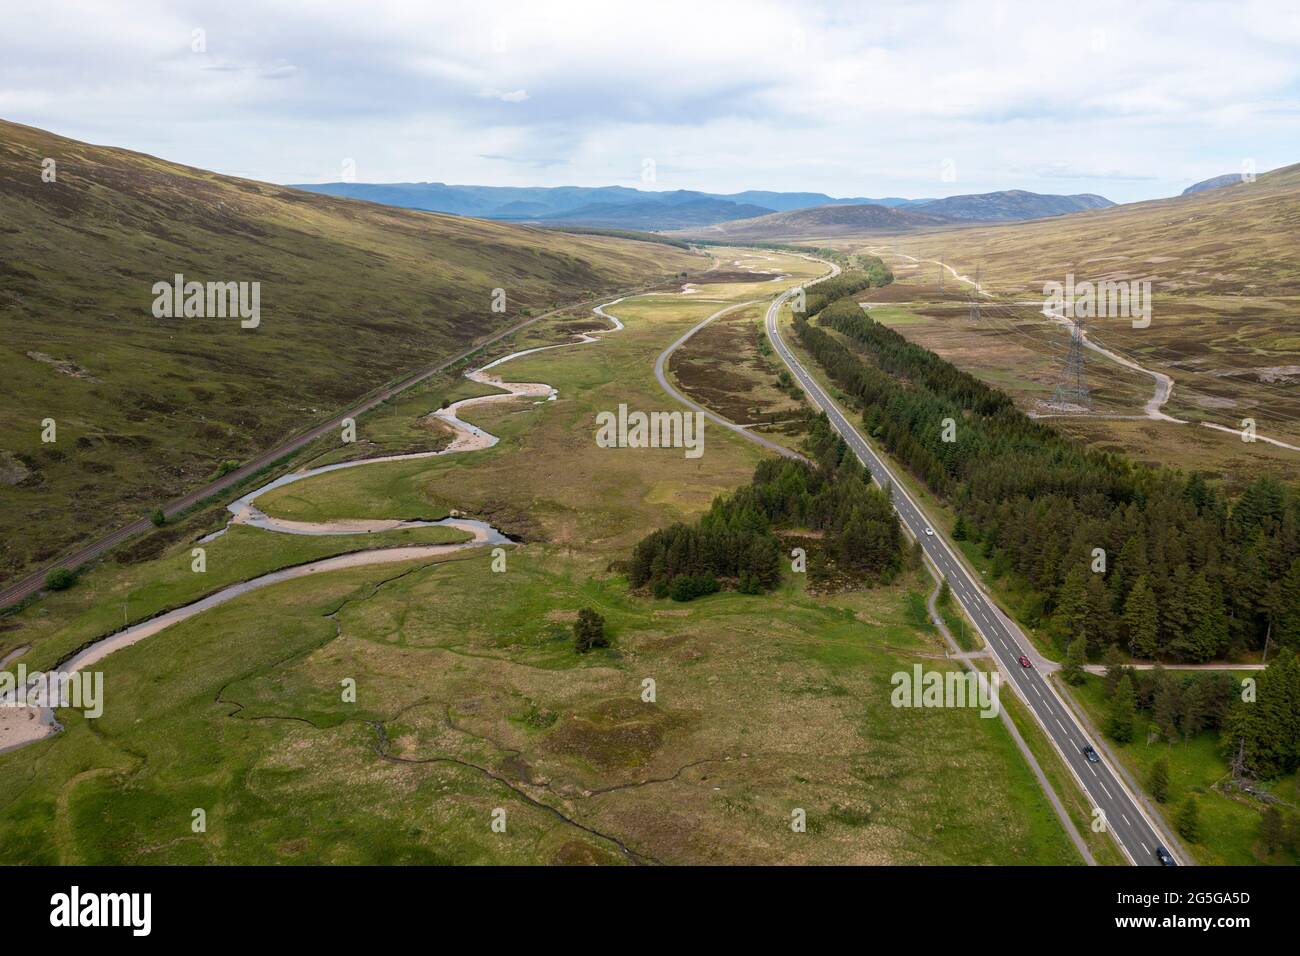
<box><xmin>924</xmin><ymin>527</ymin><xmax>934</xmax><ymax>536</ymax></box>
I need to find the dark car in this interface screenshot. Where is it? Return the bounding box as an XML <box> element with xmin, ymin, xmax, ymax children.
<box><xmin>1081</xmin><ymin>745</ymin><xmax>1101</xmax><ymax>763</ymax></box>
<box><xmin>1155</xmin><ymin>846</ymin><xmax>1176</xmax><ymax>866</ymax></box>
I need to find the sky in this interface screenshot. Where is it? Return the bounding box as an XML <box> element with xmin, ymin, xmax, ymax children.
<box><xmin>2</xmin><ymin>0</ymin><xmax>1298</xmax><ymax>203</ymax></box>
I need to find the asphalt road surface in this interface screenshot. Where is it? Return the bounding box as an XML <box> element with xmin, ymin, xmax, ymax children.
<box><xmin>764</xmin><ymin>280</ymin><xmax>1177</xmax><ymax>867</ymax></box>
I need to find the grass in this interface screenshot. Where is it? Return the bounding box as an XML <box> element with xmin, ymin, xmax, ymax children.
<box><xmin>0</xmin><ymin>544</ymin><xmax>1082</xmax><ymax>864</ymax></box>
<box><xmin>996</xmin><ymin>685</ymin><xmax>1128</xmax><ymax>866</ymax></box>
<box><xmin>0</xmin><ymin>118</ymin><xmax>700</xmax><ymax>587</ymax></box>
<box><xmin>2</xmin><ymin>523</ymin><xmax>469</xmax><ymax>673</ymax></box>
<box><xmin>1062</xmin><ymin>673</ymin><xmax>1298</xmax><ymax>866</ymax></box>
<box><xmin>936</xmin><ymin>586</ymin><xmax>978</xmax><ymax>652</ymax></box>
<box><xmin>0</xmin><ymin>249</ymin><xmax>1085</xmax><ymax>864</ymax></box>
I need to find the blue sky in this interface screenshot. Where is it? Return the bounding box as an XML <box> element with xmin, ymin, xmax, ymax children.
<box><xmin>3</xmin><ymin>0</ymin><xmax>1298</xmax><ymax>203</ymax></box>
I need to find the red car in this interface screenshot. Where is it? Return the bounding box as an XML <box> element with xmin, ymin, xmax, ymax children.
<box><xmin>1017</xmin><ymin>655</ymin><xmax>1032</xmax><ymax>668</ymax></box>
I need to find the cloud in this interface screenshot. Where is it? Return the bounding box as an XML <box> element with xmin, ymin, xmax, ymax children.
<box><xmin>1</xmin><ymin>0</ymin><xmax>1297</xmax><ymax>200</ymax></box>
<box><xmin>481</xmin><ymin>88</ymin><xmax>529</xmax><ymax>103</ymax></box>
<box><xmin>478</xmin><ymin>152</ymin><xmax>566</xmax><ymax>168</ymax></box>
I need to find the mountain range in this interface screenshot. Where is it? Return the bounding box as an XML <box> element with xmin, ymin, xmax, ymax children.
<box><xmin>672</xmin><ymin>190</ymin><xmax>1115</xmax><ymax>240</ymax></box>
<box><xmin>290</xmin><ymin>181</ymin><xmax>1111</xmax><ymax>230</ymax></box>
<box><xmin>286</xmin><ymin>182</ymin><xmax>919</xmax><ymax>221</ymax></box>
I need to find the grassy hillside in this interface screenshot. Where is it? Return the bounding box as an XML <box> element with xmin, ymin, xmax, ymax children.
<box><xmin>895</xmin><ymin>162</ymin><xmax>1300</xmax><ymax>296</ymax></box>
<box><xmin>0</xmin><ymin>120</ymin><xmax>699</xmax><ymax>584</ymax></box>
<box><xmin>796</xmin><ymin>163</ymin><xmax>1300</xmax><ymax>476</ymax></box>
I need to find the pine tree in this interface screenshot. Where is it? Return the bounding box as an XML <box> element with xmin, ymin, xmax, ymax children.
<box><xmin>1150</xmin><ymin>755</ymin><xmax>1170</xmax><ymax>803</ymax></box>
<box><xmin>1151</xmin><ymin>668</ymin><xmax>1181</xmax><ymax>741</ymax></box>
<box><xmin>1085</xmin><ymin>572</ymin><xmax>1114</xmax><ymax>652</ymax></box>
<box><xmin>1277</xmin><ymin>558</ymin><xmax>1300</xmax><ymax>651</ymax></box>
<box><xmin>1107</xmin><ymin>674</ymin><xmax>1137</xmax><ymax>744</ymax></box>
<box><xmin>1123</xmin><ymin>576</ymin><xmax>1160</xmax><ymax>659</ymax></box>
<box><xmin>1176</xmin><ymin>794</ymin><xmax>1201</xmax><ymax>843</ymax></box>
<box><xmin>1171</xmin><ymin>571</ymin><xmax>1229</xmax><ymax>663</ymax></box>
<box><xmin>1179</xmin><ymin>676</ymin><xmax>1208</xmax><ymax>739</ymax></box>
<box><xmin>1061</xmin><ymin>638</ymin><xmax>1087</xmax><ymax>686</ymax></box>
<box><xmin>1102</xmin><ymin>644</ymin><xmax>1127</xmax><ymax>697</ymax></box>
<box><xmin>1054</xmin><ymin>565</ymin><xmax>1090</xmax><ymax>649</ymax></box>
<box><xmin>1113</xmin><ymin>532</ymin><xmax>1147</xmax><ymax>611</ymax></box>
<box><xmin>952</xmin><ymin>514</ymin><xmax>968</xmax><ymax>540</ymax></box>
<box><xmin>573</xmin><ymin>608</ymin><xmax>608</xmax><ymax>653</ymax></box>
<box><xmin>1224</xmin><ymin>652</ymin><xmax>1300</xmax><ymax>779</ymax></box>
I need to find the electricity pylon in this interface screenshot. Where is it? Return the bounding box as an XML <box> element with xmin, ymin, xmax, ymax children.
<box><xmin>1052</xmin><ymin>316</ymin><xmax>1091</xmax><ymax>410</ymax></box>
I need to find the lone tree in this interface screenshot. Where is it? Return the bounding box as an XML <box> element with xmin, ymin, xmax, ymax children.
<box><xmin>573</xmin><ymin>607</ymin><xmax>608</xmax><ymax>654</ymax></box>
<box><xmin>1150</xmin><ymin>755</ymin><xmax>1170</xmax><ymax>804</ymax></box>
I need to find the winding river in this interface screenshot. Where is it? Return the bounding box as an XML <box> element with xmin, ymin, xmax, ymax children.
<box><xmin>0</xmin><ymin>301</ymin><xmax>626</xmax><ymax>752</ymax></box>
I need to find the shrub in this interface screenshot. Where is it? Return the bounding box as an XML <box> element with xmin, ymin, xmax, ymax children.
<box><xmin>44</xmin><ymin>567</ymin><xmax>76</xmax><ymax>591</ymax></box>
<box><xmin>669</xmin><ymin>573</ymin><xmax>719</xmax><ymax>602</ymax></box>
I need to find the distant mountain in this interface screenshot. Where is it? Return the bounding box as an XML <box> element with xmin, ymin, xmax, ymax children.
<box><xmin>289</xmin><ymin>182</ymin><xmax>653</xmax><ymax>218</ymax></box>
<box><xmin>290</xmin><ymin>182</ymin><xmax>1113</xmax><ymax>232</ymax></box>
<box><xmin>719</xmin><ymin>190</ymin><xmax>925</xmax><ymax>211</ymax></box>
<box><xmin>916</xmin><ymin>190</ymin><xmax>1114</xmax><ymax>221</ymax></box>
<box><xmin>288</xmin><ymin>181</ymin><xmax>941</xmax><ymax>229</ymax></box>
<box><xmin>537</xmin><ymin>198</ymin><xmax>775</xmax><ymax>230</ymax></box>
<box><xmin>1182</xmin><ymin>173</ymin><xmax>1249</xmax><ymax>196</ymax></box>
<box><xmin>676</xmin><ymin>203</ymin><xmax>951</xmax><ymax>240</ymax></box>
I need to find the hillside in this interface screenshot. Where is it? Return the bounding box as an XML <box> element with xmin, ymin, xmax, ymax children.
<box><xmin>1182</xmin><ymin>173</ymin><xmax>1249</xmax><ymax>195</ymax></box>
<box><xmin>0</xmin><ymin>120</ymin><xmax>699</xmax><ymax>586</ymax></box>
<box><xmin>825</xmin><ymin>161</ymin><xmax>1300</xmax><ymax>476</ymax></box>
<box><xmin>917</xmin><ymin>189</ymin><xmax>1113</xmax><ymax>221</ymax></box>
<box><xmin>676</xmin><ymin>203</ymin><xmax>952</xmax><ymax>239</ymax></box>
<box><xmin>892</xmin><ymin>162</ymin><xmax>1300</xmax><ymax>297</ymax></box>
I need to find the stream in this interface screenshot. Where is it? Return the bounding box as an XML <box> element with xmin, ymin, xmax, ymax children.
<box><xmin>0</xmin><ymin>301</ymin><xmax>625</xmax><ymax>752</ymax></box>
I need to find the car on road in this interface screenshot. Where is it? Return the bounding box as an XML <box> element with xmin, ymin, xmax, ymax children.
<box><xmin>1155</xmin><ymin>846</ymin><xmax>1176</xmax><ymax>866</ymax></box>
<box><xmin>1018</xmin><ymin>655</ymin><xmax>1032</xmax><ymax>668</ymax></box>
<box><xmin>924</xmin><ymin>527</ymin><xmax>934</xmax><ymax>536</ymax></box>
<box><xmin>1081</xmin><ymin>745</ymin><xmax>1101</xmax><ymax>763</ymax></box>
